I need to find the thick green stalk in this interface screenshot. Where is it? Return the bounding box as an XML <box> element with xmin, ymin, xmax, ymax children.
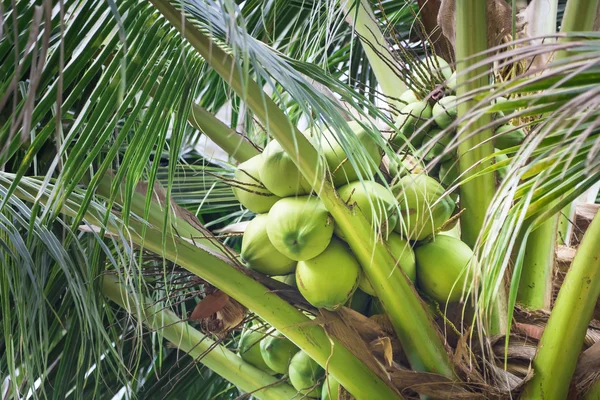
<box><xmin>188</xmin><ymin>103</ymin><xmax>258</xmax><ymax>162</ymax></box>
<box><xmin>101</xmin><ymin>275</ymin><xmax>297</xmax><ymax>400</ymax></box>
<box><xmin>149</xmin><ymin>0</ymin><xmax>455</xmax><ymax>377</ymax></box>
<box><xmin>455</xmin><ymin>1</ymin><xmax>506</xmax><ymax>334</ymax></box>
<box><xmin>521</xmin><ymin>213</ymin><xmax>600</xmax><ymax>399</ymax></box>
<box><xmin>5</xmin><ymin>174</ymin><xmax>402</xmax><ymax>400</ymax></box>
<box><xmin>560</xmin><ymin>0</ymin><xmax>599</xmax><ymax>35</ymax></box>
<box><xmin>516</xmin><ymin>217</ymin><xmax>557</xmax><ymax>310</ymax></box>
<box><xmin>342</xmin><ymin>0</ymin><xmax>405</xmax><ymax>100</ymax></box>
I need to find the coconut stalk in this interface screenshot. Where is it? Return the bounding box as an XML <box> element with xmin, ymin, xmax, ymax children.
<box><xmin>188</xmin><ymin>103</ymin><xmax>258</xmax><ymax>163</ymax></box>
<box><xmin>520</xmin><ymin>212</ymin><xmax>600</xmax><ymax>399</ymax></box>
<box><xmin>516</xmin><ymin>217</ymin><xmax>557</xmax><ymax>310</ymax></box>
<box><xmin>101</xmin><ymin>275</ymin><xmax>297</xmax><ymax>400</ymax></box>
<box><xmin>341</xmin><ymin>0</ymin><xmax>405</xmax><ymax>101</ymax></box>
<box><xmin>4</xmin><ymin>174</ymin><xmax>402</xmax><ymax>400</ymax></box>
<box><xmin>455</xmin><ymin>0</ymin><xmax>507</xmax><ymax>334</ymax></box>
<box><xmin>150</xmin><ymin>0</ymin><xmax>455</xmax><ymax>378</ymax></box>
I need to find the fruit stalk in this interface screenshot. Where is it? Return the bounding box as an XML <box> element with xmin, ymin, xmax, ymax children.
<box><xmin>149</xmin><ymin>0</ymin><xmax>455</xmax><ymax>378</ymax></box>
<box><xmin>101</xmin><ymin>275</ymin><xmax>298</xmax><ymax>400</ymax></box>
<box><xmin>455</xmin><ymin>0</ymin><xmax>507</xmax><ymax>335</ymax></box>
<box><xmin>520</xmin><ymin>212</ymin><xmax>600</xmax><ymax>399</ymax></box>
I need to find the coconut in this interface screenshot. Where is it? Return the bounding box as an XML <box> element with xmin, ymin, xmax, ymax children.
<box><xmin>432</xmin><ymin>96</ymin><xmax>457</xmax><ymax>129</ymax></box>
<box><xmin>238</xmin><ymin>330</ymin><xmax>275</xmax><ymax>374</ymax></box>
<box><xmin>315</xmin><ymin>121</ymin><xmax>382</xmax><ymax>187</ymax></box>
<box><xmin>438</xmin><ymin>159</ymin><xmax>459</xmax><ymax>187</ymax></box>
<box><xmin>241</xmin><ymin>215</ymin><xmax>297</xmax><ymax>275</ymax></box>
<box><xmin>415</xmin><ymin>235</ymin><xmax>473</xmax><ymax>303</ymax></box>
<box><xmin>272</xmin><ymin>273</ymin><xmax>297</xmax><ymax>287</ymax></box>
<box><xmin>495</xmin><ymin>152</ymin><xmax>509</xmax><ymax>181</ymax></box>
<box><xmin>359</xmin><ymin>232</ymin><xmax>416</xmax><ymax>296</ymax></box>
<box><xmin>394</xmin><ymin>101</ymin><xmax>432</xmax><ymax>147</ymax></box>
<box><xmin>420</xmin><ymin>129</ymin><xmax>454</xmax><ymax>162</ymax></box>
<box><xmin>494</xmin><ymin>124</ymin><xmax>526</xmax><ymax>150</ymax></box>
<box><xmin>392</xmin><ymin>174</ymin><xmax>455</xmax><ymax>241</ymax></box>
<box><xmin>259</xmin><ymin>332</ymin><xmax>299</xmax><ymax>374</ymax></box>
<box><xmin>412</xmin><ymin>56</ymin><xmax>453</xmax><ymax>86</ymax></box>
<box><xmin>321</xmin><ymin>374</ymin><xmax>341</xmax><ymax>400</ymax></box>
<box><xmin>346</xmin><ymin>288</ymin><xmax>371</xmax><ymax>315</ymax></box>
<box><xmin>335</xmin><ymin>181</ymin><xmax>397</xmax><ymax>240</ymax></box>
<box><xmin>296</xmin><ymin>239</ymin><xmax>361</xmax><ymax>310</ymax></box>
<box><xmin>267</xmin><ymin>196</ymin><xmax>334</xmax><ymax>261</ymax></box>
<box><xmin>447</xmin><ymin>71</ymin><xmax>457</xmax><ymax>92</ymax></box>
<box><xmin>258</xmin><ymin>140</ymin><xmax>312</xmax><ymax>197</ymax></box>
<box><xmin>399</xmin><ymin>89</ymin><xmax>419</xmax><ymax>105</ymax></box>
<box><xmin>289</xmin><ymin>351</ymin><xmax>324</xmax><ymax>398</ymax></box>
<box><xmin>232</xmin><ymin>155</ymin><xmax>281</xmax><ymax>213</ymax></box>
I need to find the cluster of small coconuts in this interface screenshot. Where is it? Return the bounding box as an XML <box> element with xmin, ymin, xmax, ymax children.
<box><xmin>232</xmin><ymin>56</ymin><xmax>525</xmax><ymax>397</ymax></box>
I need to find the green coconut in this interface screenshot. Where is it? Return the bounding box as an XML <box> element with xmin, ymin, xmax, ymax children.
<box><xmin>399</xmin><ymin>89</ymin><xmax>419</xmax><ymax>105</ymax></box>
<box><xmin>494</xmin><ymin>124</ymin><xmax>526</xmax><ymax>150</ymax></box>
<box><xmin>259</xmin><ymin>332</ymin><xmax>300</xmax><ymax>374</ymax></box>
<box><xmin>232</xmin><ymin>155</ymin><xmax>281</xmax><ymax>213</ymax></box>
<box><xmin>288</xmin><ymin>351</ymin><xmax>324</xmax><ymax>398</ymax></box>
<box><xmin>259</xmin><ymin>140</ymin><xmax>312</xmax><ymax>197</ymax></box>
<box><xmin>321</xmin><ymin>374</ymin><xmax>341</xmax><ymax>400</ymax></box>
<box><xmin>241</xmin><ymin>215</ymin><xmax>297</xmax><ymax>276</ymax></box>
<box><xmin>392</xmin><ymin>174</ymin><xmax>455</xmax><ymax>241</ymax></box>
<box><xmin>394</xmin><ymin>101</ymin><xmax>432</xmax><ymax>147</ymax></box>
<box><xmin>346</xmin><ymin>288</ymin><xmax>371</xmax><ymax>315</ymax></box>
<box><xmin>415</xmin><ymin>235</ymin><xmax>474</xmax><ymax>303</ymax></box>
<box><xmin>447</xmin><ymin>71</ymin><xmax>457</xmax><ymax>92</ymax></box>
<box><xmin>335</xmin><ymin>181</ymin><xmax>397</xmax><ymax>240</ymax></box>
<box><xmin>420</xmin><ymin>129</ymin><xmax>454</xmax><ymax>162</ymax></box>
<box><xmin>432</xmin><ymin>96</ymin><xmax>457</xmax><ymax>129</ymax></box>
<box><xmin>315</xmin><ymin>121</ymin><xmax>382</xmax><ymax>187</ymax></box>
<box><xmin>272</xmin><ymin>273</ymin><xmax>297</xmax><ymax>287</ymax></box>
<box><xmin>495</xmin><ymin>152</ymin><xmax>509</xmax><ymax>181</ymax></box>
<box><xmin>359</xmin><ymin>232</ymin><xmax>416</xmax><ymax>296</ymax></box>
<box><xmin>438</xmin><ymin>159</ymin><xmax>459</xmax><ymax>187</ymax></box>
<box><xmin>296</xmin><ymin>239</ymin><xmax>361</xmax><ymax>310</ymax></box>
<box><xmin>267</xmin><ymin>196</ymin><xmax>334</xmax><ymax>261</ymax></box>
<box><xmin>238</xmin><ymin>330</ymin><xmax>276</xmax><ymax>374</ymax></box>
<box><xmin>412</xmin><ymin>56</ymin><xmax>453</xmax><ymax>86</ymax></box>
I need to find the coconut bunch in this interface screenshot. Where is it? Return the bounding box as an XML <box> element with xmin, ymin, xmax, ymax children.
<box><xmin>237</xmin><ymin>320</ymin><xmax>341</xmax><ymax>398</ymax></box>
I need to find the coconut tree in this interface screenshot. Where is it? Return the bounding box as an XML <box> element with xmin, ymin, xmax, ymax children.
<box><xmin>1</xmin><ymin>0</ymin><xmax>600</xmax><ymax>399</ymax></box>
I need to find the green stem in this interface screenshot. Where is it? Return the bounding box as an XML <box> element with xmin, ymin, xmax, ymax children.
<box><xmin>560</xmin><ymin>0</ymin><xmax>599</xmax><ymax>35</ymax></box>
<box><xmin>516</xmin><ymin>216</ymin><xmax>557</xmax><ymax>310</ymax></box>
<box><xmin>188</xmin><ymin>103</ymin><xmax>259</xmax><ymax>162</ymax></box>
<box><xmin>557</xmin><ymin>202</ymin><xmax>575</xmax><ymax>245</ymax></box>
<box><xmin>520</xmin><ymin>213</ymin><xmax>600</xmax><ymax>399</ymax></box>
<box><xmin>455</xmin><ymin>0</ymin><xmax>506</xmax><ymax>334</ymax></box>
<box><xmin>101</xmin><ymin>275</ymin><xmax>297</xmax><ymax>400</ymax></box>
<box><xmin>342</xmin><ymin>0</ymin><xmax>405</xmax><ymax>101</ymax></box>
<box><xmin>149</xmin><ymin>0</ymin><xmax>455</xmax><ymax>377</ymax></box>
<box><xmin>4</xmin><ymin>174</ymin><xmax>402</xmax><ymax>400</ymax></box>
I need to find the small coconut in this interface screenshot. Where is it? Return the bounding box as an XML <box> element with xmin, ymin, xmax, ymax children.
<box><xmin>296</xmin><ymin>239</ymin><xmax>361</xmax><ymax>310</ymax></box>
<box><xmin>336</xmin><ymin>181</ymin><xmax>397</xmax><ymax>240</ymax></box>
<box><xmin>272</xmin><ymin>273</ymin><xmax>297</xmax><ymax>287</ymax></box>
<box><xmin>232</xmin><ymin>155</ymin><xmax>281</xmax><ymax>213</ymax></box>
<box><xmin>267</xmin><ymin>196</ymin><xmax>334</xmax><ymax>261</ymax></box>
<box><xmin>432</xmin><ymin>95</ymin><xmax>457</xmax><ymax>129</ymax></box>
<box><xmin>240</xmin><ymin>215</ymin><xmax>296</xmax><ymax>276</ymax></box>
<box><xmin>411</xmin><ymin>56</ymin><xmax>453</xmax><ymax>87</ymax></box>
<box><xmin>438</xmin><ymin>158</ymin><xmax>459</xmax><ymax>187</ymax></box>
<box><xmin>314</xmin><ymin>121</ymin><xmax>382</xmax><ymax>187</ymax></box>
<box><xmin>259</xmin><ymin>140</ymin><xmax>312</xmax><ymax>197</ymax></box>
<box><xmin>494</xmin><ymin>124</ymin><xmax>526</xmax><ymax>150</ymax></box>
<box><xmin>393</xmin><ymin>174</ymin><xmax>455</xmax><ymax>241</ymax></box>
<box><xmin>238</xmin><ymin>330</ymin><xmax>276</xmax><ymax>374</ymax></box>
<box><xmin>495</xmin><ymin>152</ymin><xmax>509</xmax><ymax>181</ymax></box>
<box><xmin>288</xmin><ymin>351</ymin><xmax>324</xmax><ymax>398</ymax></box>
<box><xmin>359</xmin><ymin>232</ymin><xmax>416</xmax><ymax>296</ymax></box>
<box><xmin>420</xmin><ymin>128</ymin><xmax>454</xmax><ymax>162</ymax></box>
<box><xmin>399</xmin><ymin>89</ymin><xmax>419</xmax><ymax>105</ymax></box>
<box><xmin>321</xmin><ymin>374</ymin><xmax>341</xmax><ymax>400</ymax></box>
<box><xmin>394</xmin><ymin>101</ymin><xmax>432</xmax><ymax>147</ymax></box>
<box><xmin>446</xmin><ymin>71</ymin><xmax>457</xmax><ymax>92</ymax></box>
<box><xmin>260</xmin><ymin>331</ymin><xmax>299</xmax><ymax>374</ymax></box>
<box><xmin>415</xmin><ymin>235</ymin><xmax>473</xmax><ymax>303</ymax></box>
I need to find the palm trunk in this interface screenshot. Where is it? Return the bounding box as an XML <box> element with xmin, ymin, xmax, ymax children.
<box><xmin>101</xmin><ymin>275</ymin><xmax>297</xmax><ymax>400</ymax></box>
<box><xmin>149</xmin><ymin>0</ymin><xmax>455</xmax><ymax>378</ymax></box>
<box><xmin>520</xmin><ymin>213</ymin><xmax>600</xmax><ymax>399</ymax></box>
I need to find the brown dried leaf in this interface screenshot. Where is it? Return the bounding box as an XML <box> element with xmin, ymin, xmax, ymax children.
<box><xmin>369</xmin><ymin>337</ymin><xmax>394</xmax><ymax>367</ymax></box>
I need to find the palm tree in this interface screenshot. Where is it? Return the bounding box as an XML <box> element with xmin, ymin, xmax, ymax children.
<box><xmin>1</xmin><ymin>0</ymin><xmax>599</xmax><ymax>399</ymax></box>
